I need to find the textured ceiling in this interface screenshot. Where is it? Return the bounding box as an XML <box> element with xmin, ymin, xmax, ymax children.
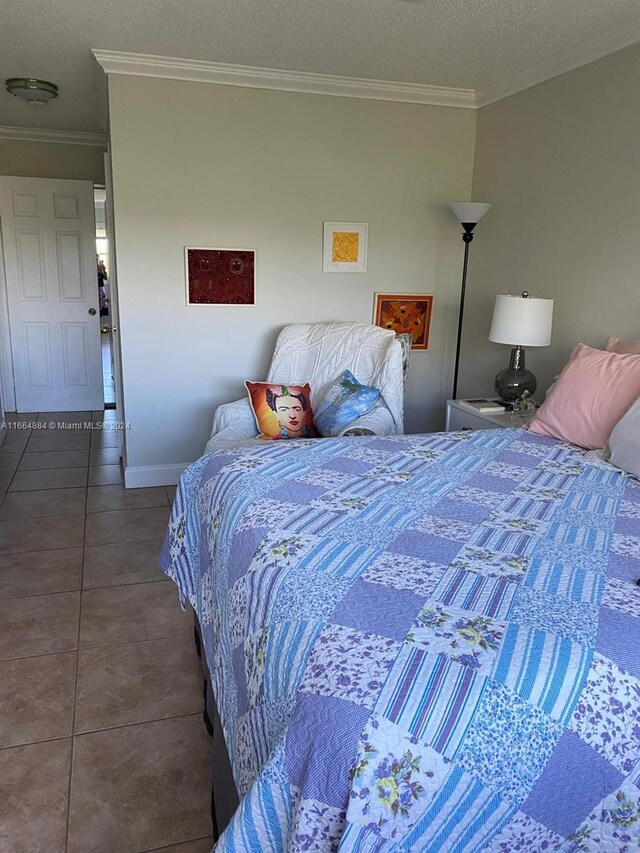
<box><xmin>1</xmin><ymin>0</ymin><xmax>639</xmax><ymax>133</ymax></box>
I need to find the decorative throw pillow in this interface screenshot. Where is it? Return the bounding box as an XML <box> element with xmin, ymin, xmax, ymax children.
<box><xmin>609</xmin><ymin>395</ymin><xmax>640</xmax><ymax>479</ymax></box>
<box><xmin>606</xmin><ymin>335</ymin><xmax>640</xmax><ymax>355</ymax></box>
<box><xmin>528</xmin><ymin>343</ymin><xmax>640</xmax><ymax>449</ymax></box>
<box><xmin>314</xmin><ymin>370</ymin><xmax>381</xmax><ymax>437</ymax></box>
<box><xmin>544</xmin><ymin>337</ymin><xmax>640</xmax><ymax>400</ymax></box>
<box><xmin>244</xmin><ymin>381</ymin><xmax>318</xmax><ymax>440</ymax></box>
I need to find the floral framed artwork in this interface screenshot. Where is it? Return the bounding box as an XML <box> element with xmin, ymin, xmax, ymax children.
<box><xmin>323</xmin><ymin>222</ymin><xmax>368</xmax><ymax>272</ymax></box>
<box><xmin>374</xmin><ymin>293</ymin><xmax>434</xmax><ymax>350</ymax></box>
<box><xmin>185</xmin><ymin>247</ymin><xmax>256</xmax><ymax>305</ymax></box>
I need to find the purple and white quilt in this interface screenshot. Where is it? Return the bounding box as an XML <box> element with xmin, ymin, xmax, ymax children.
<box><xmin>161</xmin><ymin>428</ymin><xmax>640</xmax><ymax>852</ymax></box>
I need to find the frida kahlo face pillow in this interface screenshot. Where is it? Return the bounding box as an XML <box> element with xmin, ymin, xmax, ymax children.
<box><xmin>245</xmin><ymin>381</ymin><xmax>318</xmax><ymax>439</ymax></box>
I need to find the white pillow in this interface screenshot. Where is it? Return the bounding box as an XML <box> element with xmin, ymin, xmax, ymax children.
<box><xmin>609</xmin><ymin>396</ymin><xmax>640</xmax><ymax>479</ymax></box>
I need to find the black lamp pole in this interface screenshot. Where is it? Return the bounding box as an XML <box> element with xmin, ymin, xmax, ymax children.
<box><xmin>452</xmin><ymin>222</ymin><xmax>477</xmax><ymax>400</ymax></box>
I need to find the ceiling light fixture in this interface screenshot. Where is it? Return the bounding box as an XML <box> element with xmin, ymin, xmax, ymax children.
<box><xmin>5</xmin><ymin>78</ymin><xmax>59</xmax><ymax>108</ymax></box>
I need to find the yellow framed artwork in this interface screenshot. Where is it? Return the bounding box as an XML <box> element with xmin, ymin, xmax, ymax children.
<box><xmin>323</xmin><ymin>222</ymin><xmax>368</xmax><ymax>272</ymax></box>
<box><xmin>374</xmin><ymin>293</ymin><xmax>434</xmax><ymax>350</ymax></box>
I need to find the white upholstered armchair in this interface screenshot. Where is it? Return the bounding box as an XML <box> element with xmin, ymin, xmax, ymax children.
<box><xmin>204</xmin><ymin>322</ymin><xmax>409</xmax><ymax>453</ymax></box>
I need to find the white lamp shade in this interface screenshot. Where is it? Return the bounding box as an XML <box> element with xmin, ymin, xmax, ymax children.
<box><xmin>489</xmin><ymin>294</ymin><xmax>554</xmax><ymax>347</ymax></box>
<box><xmin>450</xmin><ymin>202</ymin><xmax>492</xmax><ymax>225</ymax></box>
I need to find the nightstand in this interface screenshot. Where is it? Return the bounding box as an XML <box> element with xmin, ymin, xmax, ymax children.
<box><xmin>445</xmin><ymin>399</ymin><xmax>536</xmax><ymax>432</ymax></box>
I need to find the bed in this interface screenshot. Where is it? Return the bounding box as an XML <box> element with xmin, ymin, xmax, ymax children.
<box><xmin>161</xmin><ymin>427</ymin><xmax>640</xmax><ymax>852</ymax></box>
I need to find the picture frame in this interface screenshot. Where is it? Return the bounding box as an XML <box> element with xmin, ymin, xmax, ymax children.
<box><xmin>373</xmin><ymin>293</ymin><xmax>434</xmax><ymax>350</ymax></box>
<box><xmin>322</xmin><ymin>222</ymin><xmax>368</xmax><ymax>273</ymax></box>
<box><xmin>184</xmin><ymin>247</ymin><xmax>256</xmax><ymax>306</ymax></box>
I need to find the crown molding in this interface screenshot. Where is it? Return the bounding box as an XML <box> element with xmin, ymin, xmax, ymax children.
<box><xmin>0</xmin><ymin>125</ymin><xmax>107</xmax><ymax>146</ymax></box>
<box><xmin>476</xmin><ymin>18</ymin><xmax>640</xmax><ymax>107</ymax></box>
<box><xmin>92</xmin><ymin>49</ymin><xmax>476</xmax><ymax>109</ymax></box>
<box><xmin>93</xmin><ymin>25</ymin><xmax>640</xmax><ymax>114</ymax></box>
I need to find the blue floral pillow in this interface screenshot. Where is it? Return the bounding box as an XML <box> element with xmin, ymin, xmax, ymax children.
<box><xmin>314</xmin><ymin>370</ymin><xmax>381</xmax><ymax>437</ymax></box>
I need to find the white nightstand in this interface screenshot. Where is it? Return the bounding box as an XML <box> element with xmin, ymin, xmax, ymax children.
<box><xmin>445</xmin><ymin>399</ymin><xmax>536</xmax><ymax>432</ymax></box>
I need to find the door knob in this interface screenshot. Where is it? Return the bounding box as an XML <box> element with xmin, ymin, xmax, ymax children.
<box><xmin>88</xmin><ymin>308</ymin><xmax>97</xmax><ymax>315</ymax></box>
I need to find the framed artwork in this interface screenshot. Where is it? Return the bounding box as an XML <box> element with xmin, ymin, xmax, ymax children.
<box><xmin>323</xmin><ymin>222</ymin><xmax>368</xmax><ymax>272</ymax></box>
<box><xmin>374</xmin><ymin>293</ymin><xmax>434</xmax><ymax>350</ymax></box>
<box><xmin>185</xmin><ymin>247</ymin><xmax>256</xmax><ymax>305</ymax></box>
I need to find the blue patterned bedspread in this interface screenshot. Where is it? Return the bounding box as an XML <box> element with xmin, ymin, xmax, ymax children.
<box><xmin>160</xmin><ymin>428</ymin><xmax>640</xmax><ymax>852</ymax></box>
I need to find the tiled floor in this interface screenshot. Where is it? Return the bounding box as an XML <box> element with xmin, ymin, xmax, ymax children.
<box><xmin>0</xmin><ymin>411</ymin><xmax>213</xmax><ymax>853</ymax></box>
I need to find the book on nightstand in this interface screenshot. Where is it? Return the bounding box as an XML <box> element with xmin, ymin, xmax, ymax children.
<box><xmin>458</xmin><ymin>398</ymin><xmax>506</xmax><ymax>414</ymax></box>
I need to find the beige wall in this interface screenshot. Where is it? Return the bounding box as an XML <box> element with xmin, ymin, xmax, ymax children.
<box><xmin>108</xmin><ymin>75</ymin><xmax>476</xmax><ymax>482</ymax></box>
<box><xmin>459</xmin><ymin>43</ymin><xmax>640</xmax><ymax>399</ymax></box>
<box><xmin>0</xmin><ymin>138</ymin><xmax>105</xmax><ymax>182</ymax></box>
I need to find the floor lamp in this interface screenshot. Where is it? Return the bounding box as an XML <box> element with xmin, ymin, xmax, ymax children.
<box><xmin>449</xmin><ymin>202</ymin><xmax>492</xmax><ymax>400</ymax></box>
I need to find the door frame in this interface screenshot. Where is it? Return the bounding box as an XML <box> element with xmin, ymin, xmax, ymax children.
<box><xmin>0</xmin><ymin>171</ymin><xmax>123</xmax><ymax>420</ymax></box>
<box><xmin>0</xmin><ymin>223</ymin><xmax>16</xmax><ymax>412</ymax></box>
<box><xmin>103</xmin><ymin>150</ymin><xmax>126</xmax><ymax>461</ymax></box>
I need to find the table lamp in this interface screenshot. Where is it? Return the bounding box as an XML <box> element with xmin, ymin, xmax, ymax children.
<box><xmin>489</xmin><ymin>291</ymin><xmax>554</xmax><ymax>405</ymax></box>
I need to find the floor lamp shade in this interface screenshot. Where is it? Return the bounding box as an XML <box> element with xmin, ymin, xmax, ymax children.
<box><xmin>489</xmin><ymin>293</ymin><xmax>554</xmax><ymax>404</ymax></box>
<box><xmin>450</xmin><ymin>202</ymin><xmax>492</xmax><ymax>227</ymax></box>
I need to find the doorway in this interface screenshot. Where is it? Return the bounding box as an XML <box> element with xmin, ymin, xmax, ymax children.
<box><xmin>0</xmin><ymin>176</ymin><xmax>104</xmax><ymax>413</ymax></box>
<box><xmin>94</xmin><ymin>188</ymin><xmax>115</xmax><ymax>408</ymax></box>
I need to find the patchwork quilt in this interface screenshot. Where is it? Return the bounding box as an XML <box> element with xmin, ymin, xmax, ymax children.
<box><xmin>160</xmin><ymin>428</ymin><xmax>640</xmax><ymax>852</ymax></box>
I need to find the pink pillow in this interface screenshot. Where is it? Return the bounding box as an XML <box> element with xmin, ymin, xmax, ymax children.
<box><xmin>528</xmin><ymin>343</ymin><xmax>640</xmax><ymax>449</ymax></box>
<box><xmin>606</xmin><ymin>335</ymin><xmax>640</xmax><ymax>355</ymax></box>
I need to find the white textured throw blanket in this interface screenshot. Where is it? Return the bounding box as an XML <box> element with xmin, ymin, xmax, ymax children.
<box><xmin>205</xmin><ymin>322</ymin><xmax>404</xmax><ymax>451</ymax></box>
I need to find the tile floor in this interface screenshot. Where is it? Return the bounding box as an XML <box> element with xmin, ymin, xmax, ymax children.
<box><xmin>0</xmin><ymin>411</ymin><xmax>214</xmax><ymax>853</ymax></box>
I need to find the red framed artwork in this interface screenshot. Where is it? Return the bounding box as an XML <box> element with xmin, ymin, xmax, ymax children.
<box><xmin>185</xmin><ymin>247</ymin><xmax>256</xmax><ymax>305</ymax></box>
<box><xmin>374</xmin><ymin>293</ymin><xmax>434</xmax><ymax>350</ymax></box>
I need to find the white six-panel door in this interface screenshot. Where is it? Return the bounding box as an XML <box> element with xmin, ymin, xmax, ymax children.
<box><xmin>0</xmin><ymin>177</ymin><xmax>103</xmax><ymax>412</ymax></box>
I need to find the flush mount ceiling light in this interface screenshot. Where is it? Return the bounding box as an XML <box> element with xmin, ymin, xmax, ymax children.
<box><xmin>5</xmin><ymin>78</ymin><xmax>59</xmax><ymax>108</ymax></box>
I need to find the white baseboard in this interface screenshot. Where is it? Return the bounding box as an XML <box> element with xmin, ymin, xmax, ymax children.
<box><xmin>124</xmin><ymin>463</ymin><xmax>189</xmax><ymax>489</ymax></box>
